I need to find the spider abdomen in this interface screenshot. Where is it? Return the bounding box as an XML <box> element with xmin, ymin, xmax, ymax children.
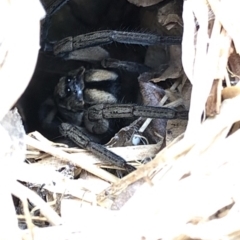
<box><xmin>83</xmin><ymin>69</ymin><xmax>121</xmax><ymax>105</ymax></box>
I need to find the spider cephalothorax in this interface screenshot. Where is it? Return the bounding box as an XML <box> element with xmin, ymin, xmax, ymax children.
<box><xmin>54</xmin><ymin>67</ymin><xmax>85</xmax><ymax>112</ymax></box>
<box><xmin>54</xmin><ymin>66</ymin><xmax>122</xmax><ymax>135</ymax></box>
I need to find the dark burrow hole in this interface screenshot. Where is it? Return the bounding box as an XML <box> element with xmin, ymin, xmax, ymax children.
<box><xmin>16</xmin><ymin>0</ymin><xmax>183</xmax><ymax>144</ymax></box>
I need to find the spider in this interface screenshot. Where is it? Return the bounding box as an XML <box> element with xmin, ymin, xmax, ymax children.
<box><xmin>38</xmin><ymin>0</ymin><xmax>187</xmax><ymax>172</ymax></box>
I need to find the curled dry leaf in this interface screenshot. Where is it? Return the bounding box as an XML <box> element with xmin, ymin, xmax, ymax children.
<box><xmin>228</xmin><ymin>50</ymin><xmax>240</xmax><ymax>81</ymax></box>
<box><xmin>127</xmin><ymin>0</ymin><xmax>164</xmax><ymax>7</ymax></box>
<box><xmin>151</xmin><ymin>45</ymin><xmax>183</xmax><ymax>82</ymax></box>
<box><xmin>106</xmin><ymin>72</ymin><xmax>167</xmax><ymax>148</ymax></box>
<box><xmin>206</xmin><ymin>79</ymin><xmax>222</xmax><ymax>117</ymax></box>
<box><xmin>138</xmin><ymin>73</ymin><xmax>167</xmax><ymax>145</ymax></box>
<box><xmin>157</xmin><ymin>0</ymin><xmax>183</xmax><ymax>32</ymax></box>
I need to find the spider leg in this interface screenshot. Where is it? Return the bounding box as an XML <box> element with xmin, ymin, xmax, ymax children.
<box><xmin>101</xmin><ymin>58</ymin><xmax>153</xmax><ymax>74</ymax></box>
<box><xmin>88</xmin><ymin>104</ymin><xmax>188</xmax><ymax>119</ymax></box>
<box><xmin>59</xmin><ymin>123</ymin><xmax>136</xmax><ymax>172</ymax></box>
<box><xmin>53</xmin><ymin>30</ymin><xmax>182</xmax><ymax>57</ymax></box>
<box><xmin>84</xmin><ymin>103</ymin><xmax>188</xmax><ymax>134</ymax></box>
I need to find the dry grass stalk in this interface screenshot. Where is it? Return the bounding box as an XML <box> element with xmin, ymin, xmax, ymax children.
<box><xmin>26</xmin><ymin>135</ymin><xmax>118</xmax><ymax>183</ymax></box>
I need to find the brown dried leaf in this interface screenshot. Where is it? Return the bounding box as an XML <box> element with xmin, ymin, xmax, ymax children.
<box><xmin>151</xmin><ymin>45</ymin><xmax>183</xmax><ymax>82</ymax></box>
<box><xmin>138</xmin><ymin>73</ymin><xmax>167</xmax><ymax>145</ymax></box>
<box><xmin>106</xmin><ymin>73</ymin><xmax>168</xmax><ymax>147</ymax></box>
<box><xmin>157</xmin><ymin>0</ymin><xmax>183</xmax><ymax>34</ymax></box>
<box><xmin>228</xmin><ymin>121</ymin><xmax>240</xmax><ymax>136</ymax></box>
<box><xmin>228</xmin><ymin>51</ymin><xmax>240</xmax><ymax>81</ymax></box>
<box><xmin>139</xmin><ymin>73</ymin><xmax>166</xmax><ymax>106</ymax></box>
<box><xmin>206</xmin><ymin>79</ymin><xmax>222</xmax><ymax>117</ymax></box>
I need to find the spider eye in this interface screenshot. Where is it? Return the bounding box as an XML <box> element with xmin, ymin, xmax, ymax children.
<box><xmin>66</xmin><ymin>78</ymin><xmax>71</xmax><ymax>83</ymax></box>
<box><xmin>65</xmin><ymin>87</ymin><xmax>72</xmax><ymax>97</ymax></box>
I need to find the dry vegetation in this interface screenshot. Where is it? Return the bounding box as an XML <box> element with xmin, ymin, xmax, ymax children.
<box><xmin>1</xmin><ymin>0</ymin><xmax>240</xmax><ymax>239</ymax></box>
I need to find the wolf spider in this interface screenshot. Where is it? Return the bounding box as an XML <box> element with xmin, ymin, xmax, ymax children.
<box><xmin>39</xmin><ymin>0</ymin><xmax>187</xmax><ymax>172</ymax></box>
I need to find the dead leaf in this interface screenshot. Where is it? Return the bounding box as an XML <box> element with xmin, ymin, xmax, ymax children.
<box><xmin>157</xmin><ymin>0</ymin><xmax>183</xmax><ymax>34</ymax></box>
<box><xmin>206</xmin><ymin>79</ymin><xmax>222</xmax><ymax>117</ymax></box>
<box><xmin>151</xmin><ymin>45</ymin><xmax>183</xmax><ymax>82</ymax></box>
<box><xmin>228</xmin><ymin>51</ymin><xmax>240</xmax><ymax>81</ymax></box>
<box><xmin>138</xmin><ymin>73</ymin><xmax>167</xmax><ymax>145</ymax></box>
